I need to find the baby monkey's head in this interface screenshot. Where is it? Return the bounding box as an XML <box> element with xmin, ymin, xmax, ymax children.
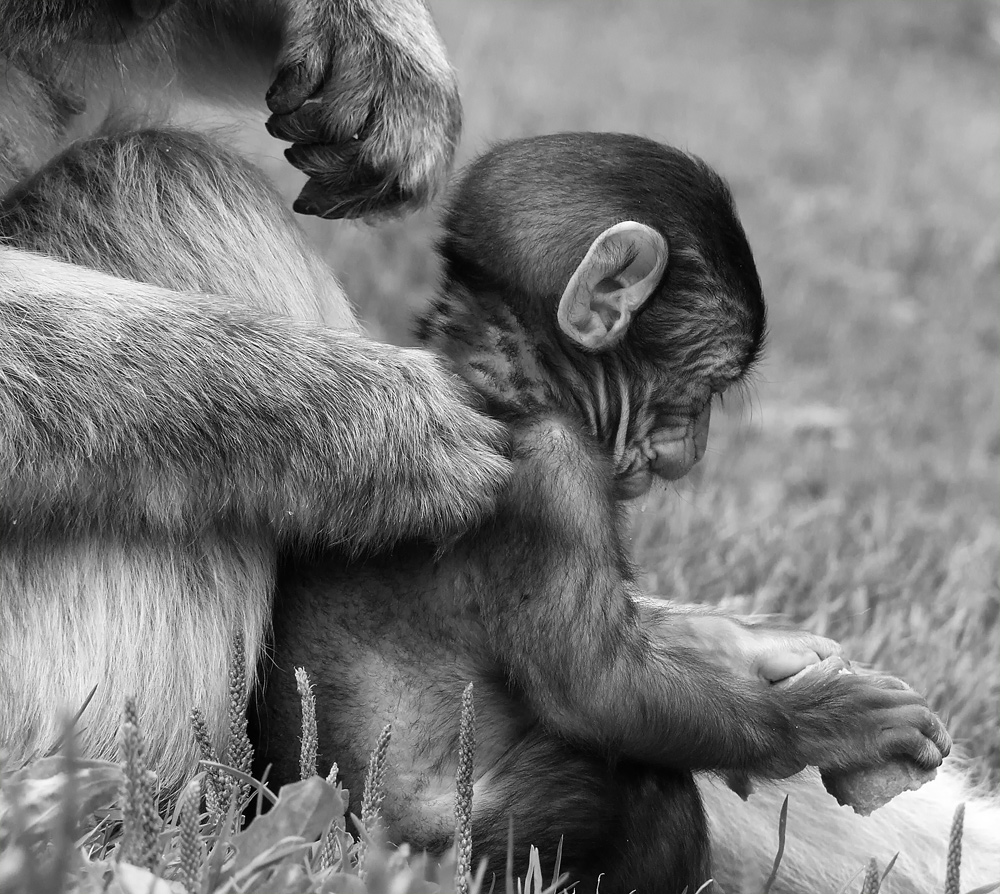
<box><xmin>421</xmin><ymin>132</ymin><xmax>766</xmax><ymax>498</ymax></box>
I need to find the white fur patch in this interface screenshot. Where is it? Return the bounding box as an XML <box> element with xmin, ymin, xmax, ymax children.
<box><xmin>0</xmin><ymin>532</ymin><xmax>273</xmax><ymax>792</ymax></box>
<box><xmin>700</xmin><ymin>762</ymin><xmax>1000</xmax><ymax>894</ymax></box>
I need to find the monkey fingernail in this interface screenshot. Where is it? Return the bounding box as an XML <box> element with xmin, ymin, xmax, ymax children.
<box><xmin>773</xmin><ymin>654</ymin><xmax>851</xmax><ymax>686</ymax></box>
<box><xmin>762</xmin><ymin>651</ymin><xmax>823</xmax><ymax>684</ymax></box>
<box><xmin>293</xmin><ymin>198</ymin><xmax>320</xmax><ymax>216</ymax></box>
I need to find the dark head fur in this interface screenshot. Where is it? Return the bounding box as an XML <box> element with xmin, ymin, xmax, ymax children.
<box><xmin>419</xmin><ymin>133</ymin><xmax>766</xmax><ymax>470</ymax></box>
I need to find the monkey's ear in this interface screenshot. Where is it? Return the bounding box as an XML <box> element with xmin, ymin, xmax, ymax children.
<box><xmin>557</xmin><ymin>222</ymin><xmax>668</xmax><ymax>351</ymax></box>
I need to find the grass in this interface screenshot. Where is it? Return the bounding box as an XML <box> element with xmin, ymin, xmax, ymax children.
<box><xmin>235</xmin><ymin>0</ymin><xmax>1000</xmax><ymax>779</ymax></box>
<box><xmin>0</xmin><ymin>676</ymin><xmax>557</xmax><ymax>894</ymax></box>
<box><xmin>0</xmin><ymin>678</ymin><xmax>979</xmax><ymax>894</ymax></box>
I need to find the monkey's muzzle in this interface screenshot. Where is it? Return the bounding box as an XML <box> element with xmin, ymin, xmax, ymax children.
<box><xmin>615</xmin><ymin>403</ymin><xmax>711</xmax><ymax>499</ymax></box>
<box><xmin>648</xmin><ymin>403</ymin><xmax>711</xmax><ymax>481</ymax></box>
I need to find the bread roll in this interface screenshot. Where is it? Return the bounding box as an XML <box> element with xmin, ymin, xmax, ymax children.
<box><xmin>779</xmin><ymin>656</ymin><xmax>938</xmax><ymax>815</ymax></box>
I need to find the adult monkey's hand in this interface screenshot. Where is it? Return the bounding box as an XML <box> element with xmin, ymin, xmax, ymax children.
<box><xmin>1</xmin><ymin>1</ymin><xmax>460</xmax><ymax>220</ymax></box>
<box><xmin>265</xmin><ymin>0</ymin><xmax>462</xmax><ymax>220</ymax></box>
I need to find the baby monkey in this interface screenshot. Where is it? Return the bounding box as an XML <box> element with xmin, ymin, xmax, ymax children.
<box><xmin>256</xmin><ymin>133</ymin><xmax>951</xmax><ymax>893</ymax></box>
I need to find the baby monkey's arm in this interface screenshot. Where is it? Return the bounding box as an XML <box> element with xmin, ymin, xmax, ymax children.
<box><xmin>475</xmin><ymin>417</ymin><xmax>950</xmax><ymax>781</ymax></box>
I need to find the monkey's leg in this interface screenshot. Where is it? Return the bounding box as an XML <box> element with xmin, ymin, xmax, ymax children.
<box><xmin>380</xmin><ymin>726</ymin><xmax>709</xmax><ymax>894</ymax></box>
<box><xmin>466</xmin><ymin>735</ymin><xmax>709</xmax><ymax>894</ymax></box>
<box><xmin>0</xmin><ymin>531</ymin><xmax>276</xmax><ymax>790</ymax></box>
<box><xmin>1</xmin><ymin>124</ymin><xmax>351</xmax><ymax>326</ymax></box>
<box><xmin>260</xmin><ymin>547</ymin><xmax>711</xmax><ymax>892</ymax></box>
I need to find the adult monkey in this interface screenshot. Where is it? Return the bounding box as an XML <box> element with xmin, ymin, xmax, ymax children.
<box><xmin>0</xmin><ymin>0</ymin><xmax>510</xmax><ymax>789</ymax></box>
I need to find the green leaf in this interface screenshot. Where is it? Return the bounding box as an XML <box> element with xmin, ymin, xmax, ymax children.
<box><xmin>6</xmin><ymin>758</ymin><xmax>123</xmax><ymax>839</ymax></box>
<box><xmin>228</xmin><ymin>838</ymin><xmax>313</xmax><ymax>890</ymax></box>
<box><xmin>228</xmin><ymin>778</ymin><xmax>345</xmax><ymax>875</ymax></box>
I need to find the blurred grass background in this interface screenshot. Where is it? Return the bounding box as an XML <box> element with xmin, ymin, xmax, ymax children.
<box><xmin>237</xmin><ymin>1</ymin><xmax>998</xmax><ymax>779</ymax></box>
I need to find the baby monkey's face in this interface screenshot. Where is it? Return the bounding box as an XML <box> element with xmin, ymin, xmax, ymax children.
<box><xmin>615</xmin><ymin>402</ymin><xmax>712</xmax><ymax>500</ymax></box>
<box><xmin>610</xmin><ymin>366</ymin><xmax>746</xmax><ymax>501</ymax></box>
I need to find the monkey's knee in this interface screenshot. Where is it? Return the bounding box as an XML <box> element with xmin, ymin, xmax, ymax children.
<box><xmin>0</xmin><ymin>125</ymin><xmax>350</xmax><ymax>322</ymax></box>
<box><xmin>470</xmin><ymin>739</ymin><xmax>709</xmax><ymax>894</ymax></box>
<box><xmin>604</xmin><ymin>767</ymin><xmax>712</xmax><ymax>894</ymax></box>
<box><xmin>1</xmin><ymin>127</ymin><xmax>255</xmax><ymax>253</ymax></box>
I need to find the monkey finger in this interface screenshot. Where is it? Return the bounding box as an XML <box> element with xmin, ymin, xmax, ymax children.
<box><xmin>265</xmin><ymin>108</ymin><xmax>317</xmax><ymax>145</ymax></box>
<box><xmin>294</xmin><ymin>167</ymin><xmax>405</xmax><ymax>221</ymax></box>
<box><xmin>882</xmin><ymin>725</ymin><xmax>949</xmax><ymax>771</ymax></box>
<box><xmin>266</xmin><ymin>54</ymin><xmax>327</xmax><ymax>116</ymax></box>
<box><xmin>284</xmin><ymin>139</ymin><xmax>375</xmax><ymax>181</ymax></box>
<box><xmin>268</xmin><ymin>42</ymin><xmax>384</xmax><ymax>143</ymax></box>
<box><xmin>806</xmin><ymin>635</ymin><xmax>843</xmax><ymax>661</ymax></box>
<box><xmin>908</xmin><ymin>709</ymin><xmax>953</xmax><ymax>759</ymax></box>
<box><xmin>267</xmin><ymin>85</ymin><xmax>370</xmax><ymax>147</ymax></box>
<box><xmin>723</xmin><ymin>771</ymin><xmax>756</xmax><ymax>800</ymax></box>
<box><xmin>758</xmin><ymin>650</ymin><xmax>825</xmax><ymax>684</ymax></box>
<box><xmin>861</xmin><ymin>673</ymin><xmax>912</xmax><ymax>692</ymax></box>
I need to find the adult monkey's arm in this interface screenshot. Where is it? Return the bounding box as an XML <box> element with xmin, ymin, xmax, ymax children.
<box><xmin>1</xmin><ymin>0</ymin><xmax>461</xmax><ymax>220</ymax></box>
<box><xmin>176</xmin><ymin>0</ymin><xmax>462</xmax><ymax>219</ymax></box>
<box><xmin>0</xmin><ymin>247</ymin><xmax>509</xmax><ymax>554</ymax></box>
<box><xmin>0</xmin><ymin>3</ymin><xmax>496</xmax><ymax>552</ymax></box>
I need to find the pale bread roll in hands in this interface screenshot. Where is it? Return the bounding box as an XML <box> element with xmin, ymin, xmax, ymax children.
<box><xmin>780</xmin><ymin>656</ymin><xmax>939</xmax><ymax>816</ymax></box>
